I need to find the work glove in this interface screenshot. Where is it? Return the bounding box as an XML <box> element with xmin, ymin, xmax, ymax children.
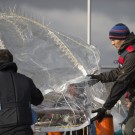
<box><xmin>90</xmin><ymin>107</ymin><xmax>107</xmax><ymax>123</ymax></box>
<box><xmin>87</xmin><ymin>78</ymin><xmax>99</xmax><ymax>86</ymax></box>
<box><xmin>87</xmin><ymin>74</ymin><xmax>101</xmax><ymax>81</ymax></box>
<box><xmin>87</xmin><ymin>74</ymin><xmax>100</xmax><ymax>86</ymax></box>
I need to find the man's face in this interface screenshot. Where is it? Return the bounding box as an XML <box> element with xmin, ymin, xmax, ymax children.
<box><xmin>125</xmin><ymin>98</ymin><xmax>132</xmax><ymax>110</ymax></box>
<box><xmin>110</xmin><ymin>39</ymin><xmax>125</xmax><ymax>49</ymax></box>
<box><xmin>67</xmin><ymin>84</ymin><xmax>77</xmax><ymax>96</ymax></box>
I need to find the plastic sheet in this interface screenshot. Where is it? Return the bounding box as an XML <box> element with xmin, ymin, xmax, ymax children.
<box><xmin>0</xmin><ymin>11</ymin><xmax>124</xmax><ymax>132</ymax></box>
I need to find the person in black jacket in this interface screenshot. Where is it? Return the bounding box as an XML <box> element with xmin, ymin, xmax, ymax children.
<box><xmin>121</xmin><ymin>92</ymin><xmax>132</xmax><ymax>135</ymax></box>
<box><xmin>88</xmin><ymin>23</ymin><xmax>135</xmax><ymax>135</ymax></box>
<box><xmin>0</xmin><ymin>49</ymin><xmax>44</xmax><ymax>135</ymax></box>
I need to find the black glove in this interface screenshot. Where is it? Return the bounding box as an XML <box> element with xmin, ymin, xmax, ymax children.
<box><xmin>87</xmin><ymin>74</ymin><xmax>101</xmax><ymax>81</ymax></box>
<box><xmin>87</xmin><ymin>74</ymin><xmax>100</xmax><ymax>86</ymax></box>
<box><xmin>90</xmin><ymin>107</ymin><xmax>107</xmax><ymax>123</ymax></box>
<box><xmin>88</xmin><ymin>79</ymin><xmax>99</xmax><ymax>86</ymax></box>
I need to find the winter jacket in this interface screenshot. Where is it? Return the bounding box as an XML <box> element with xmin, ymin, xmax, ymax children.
<box><xmin>0</xmin><ymin>62</ymin><xmax>43</xmax><ymax>127</ymax></box>
<box><xmin>98</xmin><ymin>32</ymin><xmax>135</xmax><ymax>109</ymax></box>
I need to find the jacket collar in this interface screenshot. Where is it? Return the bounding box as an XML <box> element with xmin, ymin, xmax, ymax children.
<box><xmin>118</xmin><ymin>32</ymin><xmax>135</xmax><ymax>55</ymax></box>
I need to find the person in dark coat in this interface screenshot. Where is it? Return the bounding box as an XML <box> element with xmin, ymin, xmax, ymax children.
<box><xmin>88</xmin><ymin>23</ymin><xmax>135</xmax><ymax>135</ymax></box>
<box><xmin>0</xmin><ymin>49</ymin><xmax>44</xmax><ymax>135</ymax></box>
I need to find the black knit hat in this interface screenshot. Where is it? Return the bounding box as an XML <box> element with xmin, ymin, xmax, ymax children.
<box><xmin>109</xmin><ymin>23</ymin><xmax>130</xmax><ymax>40</ymax></box>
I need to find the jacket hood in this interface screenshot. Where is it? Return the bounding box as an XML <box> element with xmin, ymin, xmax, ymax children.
<box><xmin>0</xmin><ymin>62</ymin><xmax>17</xmax><ymax>72</ymax></box>
<box><xmin>118</xmin><ymin>32</ymin><xmax>135</xmax><ymax>55</ymax></box>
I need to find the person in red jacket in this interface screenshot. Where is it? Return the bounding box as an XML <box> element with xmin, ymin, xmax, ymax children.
<box><xmin>0</xmin><ymin>49</ymin><xmax>44</xmax><ymax>135</ymax></box>
<box><xmin>88</xmin><ymin>23</ymin><xmax>135</xmax><ymax>135</ymax></box>
<box><xmin>124</xmin><ymin>92</ymin><xmax>132</xmax><ymax>111</ymax></box>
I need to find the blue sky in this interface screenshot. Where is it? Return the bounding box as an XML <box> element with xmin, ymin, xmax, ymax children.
<box><xmin>0</xmin><ymin>0</ymin><xmax>135</xmax><ymax>67</ymax></box>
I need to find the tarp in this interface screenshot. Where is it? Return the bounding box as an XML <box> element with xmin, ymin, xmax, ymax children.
<box><xmin>0</xmin><ymin>12</ymin><xmax>125</xmax><ymax>132</ymax></box>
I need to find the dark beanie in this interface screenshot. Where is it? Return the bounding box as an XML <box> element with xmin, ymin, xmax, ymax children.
<box><xmin>109</xmin><ymin>23</ymin><xmax>130</xmax><ymax>40</ymax></box>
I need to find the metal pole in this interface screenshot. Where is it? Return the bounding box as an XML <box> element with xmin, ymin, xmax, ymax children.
<box><xmin>87</xmin><ymin>0</ymin><xmax>91</xmax><ymax>45</ymax></box>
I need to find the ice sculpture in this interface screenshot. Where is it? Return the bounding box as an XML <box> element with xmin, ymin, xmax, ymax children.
<box><xmin>0</xmin><ymin>11</ymin><xmax>108</xmax><ymax>132</ymax></box>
